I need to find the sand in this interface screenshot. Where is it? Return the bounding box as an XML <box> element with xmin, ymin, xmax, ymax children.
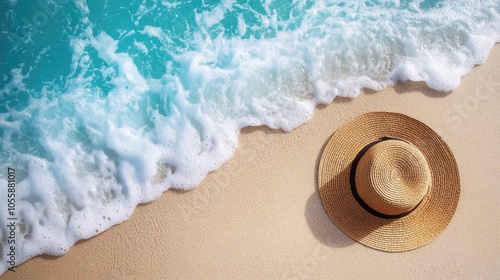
<box><xmin>3</xmin><ymin>44</ymin><xmax>499</xmax><ymax>279</ymax></box>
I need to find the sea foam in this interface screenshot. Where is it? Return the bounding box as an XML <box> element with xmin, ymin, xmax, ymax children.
<box><xmin>1</xmin><ymin>0</ymin><xmax>499</xmax><ymax>274</ymax></box>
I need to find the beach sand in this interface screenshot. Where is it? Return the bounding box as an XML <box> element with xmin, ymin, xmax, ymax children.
<box><xmin>4</xmin><ymin>44</ymin><xmax>499</xmax><ymax>279</ymax></box>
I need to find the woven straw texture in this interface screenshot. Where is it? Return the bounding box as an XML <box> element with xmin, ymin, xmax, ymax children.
<box><xmin>318</xmin><ymin>112</ymin><xmax>460</xmax><ymax>252</ymax></box>
<box><xmin>355</xmin><ymin>140</ymin><xmax>431</xmax><ymax>216</ymax></box>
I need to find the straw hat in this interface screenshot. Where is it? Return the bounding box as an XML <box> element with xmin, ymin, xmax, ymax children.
<box><xmin>318</xmin><ymin>112</ymin><xmax>460</xmax><ymax>252</ymax></box>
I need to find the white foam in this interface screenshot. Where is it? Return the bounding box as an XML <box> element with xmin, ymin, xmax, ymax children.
<box><xmin>134</xmin><ymin>41</ymin><xmax>149</xmax><ymax>54</ymax></box>
<box><xmin>1</xmin><ymin>0</ymin><xmax>500</xmax><ymax>274</ymax></box>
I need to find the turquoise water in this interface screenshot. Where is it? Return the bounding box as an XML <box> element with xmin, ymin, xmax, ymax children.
<box><xmin>1</xmin><ymin>0</ymin><xmax>499</xmax><ymax>273</ymax></box>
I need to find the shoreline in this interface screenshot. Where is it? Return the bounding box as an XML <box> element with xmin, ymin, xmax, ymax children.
<box><xmin>3</xmin><ymin>44</ymin><xmax>499</xmax><ymax>279</ymax></box>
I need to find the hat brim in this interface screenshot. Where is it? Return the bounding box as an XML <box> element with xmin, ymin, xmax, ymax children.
<box><xmin>318</xmin><ymin>112</ymin><xmax>460</xmax><ymax>252</ymax></box>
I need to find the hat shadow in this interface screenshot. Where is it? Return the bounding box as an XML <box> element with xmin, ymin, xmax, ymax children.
<box><xmin>304</xmin><ymin>191</ymin><xmax>355</xmax><ymax>248</ymax></box>
<box><xmin>304</xmin><ymin>140</ymin><xmax>355</xmax><ymax>248</ymax></box>
<box><xmin>307</xmin><ymin>139</ymin><xmax>393</xmax><ymax>249</ymax></box>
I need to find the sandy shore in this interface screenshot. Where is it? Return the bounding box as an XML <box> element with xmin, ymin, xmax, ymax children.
<box><xmin>4</xmin><ymin>44</ymin><xmax>499</xmax><ymax>279</ymax></box>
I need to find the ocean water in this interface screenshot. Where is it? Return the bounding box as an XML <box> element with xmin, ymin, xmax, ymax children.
<box><xmin>0</xmin><ymin>0</ymin><xmax>499</xmax><ymax>273</ymax></box>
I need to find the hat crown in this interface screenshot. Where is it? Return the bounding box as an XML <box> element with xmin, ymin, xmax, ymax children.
<box><xmin>355</xmin><ymin>140</ymin><xmax>431</xmax><ymax>216</ymax></box>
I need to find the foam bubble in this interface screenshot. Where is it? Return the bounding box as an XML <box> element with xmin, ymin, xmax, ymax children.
<box><xmin>1</xmin><ymin>0</ymin><xmax>499</xmax><ymax>274</ymax></box>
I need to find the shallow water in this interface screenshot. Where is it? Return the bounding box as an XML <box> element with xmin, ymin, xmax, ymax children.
<box><xmin>0</xmin><ymin>0</ymin><xmax>499</xmax><ymax>273</ymax></box>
